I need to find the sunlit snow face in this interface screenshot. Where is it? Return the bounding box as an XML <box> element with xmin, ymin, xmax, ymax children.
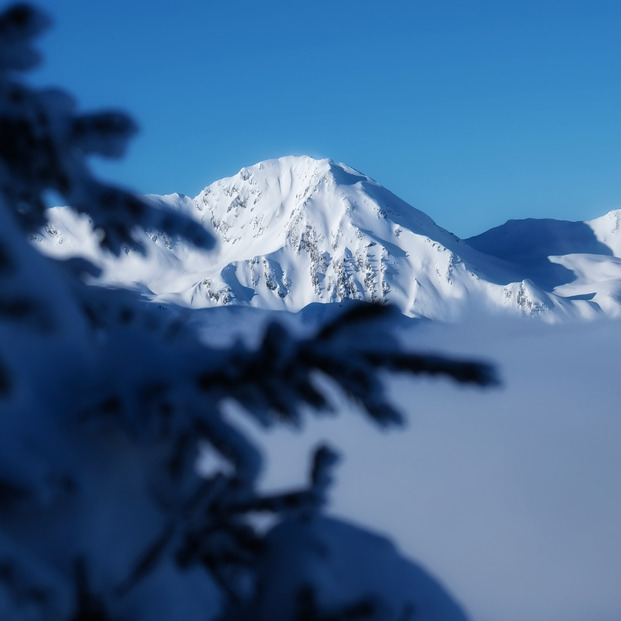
<box><xmin>37</xmin><ymin>156</ymin><xmax>621</xmax><ymax>322</ymax></box>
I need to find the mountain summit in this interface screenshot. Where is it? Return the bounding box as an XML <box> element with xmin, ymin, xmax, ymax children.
<box><xmin>36</xmin><ymin>156</ymin><xmax>621</xmax><ymax>321</ymax></box>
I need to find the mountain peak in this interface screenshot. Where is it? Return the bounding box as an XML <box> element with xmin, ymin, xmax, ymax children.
<box><xmin>35</xmin><ymin>157</ymin><xmax>621</xmax><ymax>322</ymax></box>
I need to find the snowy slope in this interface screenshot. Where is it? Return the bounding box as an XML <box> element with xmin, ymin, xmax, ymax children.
<box><xmin>35</xmin><ymin>156</ymin><xmax>621</xmax><ymax>320</ymax></box>
<box><xmin>466</xmin><ymin>210</ymin><xmax>621</xmax><ymax>317</ymax></box>
<box><xmin>204</xmin><ymin>309</ymin><xmax>621</xmax><ymax>621</ymax></box>
<box><xmin>26</xmin><ymin>158</ymin><xmax>621</xmax><ymax>620</ymax></box>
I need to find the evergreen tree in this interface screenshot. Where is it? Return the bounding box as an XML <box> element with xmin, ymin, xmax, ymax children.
<box><xmin>0</xmin><ymin>4</ymin><xmax>496</xmax><ymax>620</ymax></box>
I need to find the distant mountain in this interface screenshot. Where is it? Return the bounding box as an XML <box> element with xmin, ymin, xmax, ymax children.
<box><xmin>34</xmin><ymin>156</ymin><xmax>621</xmax><ymax>321</ymax></box>
<box><xmin>466</xmin><ymin>212</ymin><xmax>621</xmax><ymax>315</ymax></box>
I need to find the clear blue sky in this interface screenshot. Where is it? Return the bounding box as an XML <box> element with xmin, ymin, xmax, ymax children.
<box><xmin>27</xmin><ymin>0</ymin><xmax>621</xmax><ymax>238</ymax></box>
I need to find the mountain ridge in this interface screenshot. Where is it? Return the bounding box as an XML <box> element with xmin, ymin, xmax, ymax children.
<box><xmin>34</xmin><ymin>156</ymin><xmax>621</xmax><ymax>321</ymax></box>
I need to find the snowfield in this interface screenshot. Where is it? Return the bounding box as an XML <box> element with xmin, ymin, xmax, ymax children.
<box><xmin>207</xmin><ymin>309</ymin><xmax>621</xmax><ymax>621</ymax></box>
<box><xmin>33</xmin><ymin>155</ymin><xmax>621</xmax><ymax>620</ymax></box>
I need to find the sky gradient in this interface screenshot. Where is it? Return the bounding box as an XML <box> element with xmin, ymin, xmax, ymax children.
<box><xmin>28</xmin><ymin>0</ymin><xmax>621</xmax><ymax>238</ymax></box>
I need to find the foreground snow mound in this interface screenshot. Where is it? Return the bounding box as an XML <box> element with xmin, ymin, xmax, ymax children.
<box><xmin>230</xmin><ymin>515</ymin><xmax>469</xmax><ymax>621</ymax></box>
<box><xmin>36</xmin><ymin>156</ymin><xmax>621</xmax><ymax>320</ymax></box>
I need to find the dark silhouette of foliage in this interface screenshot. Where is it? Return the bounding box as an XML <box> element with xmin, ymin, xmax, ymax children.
<box><xmin>0</xmin><ymin>4</ymin><xmax>495</xmax><ymax>620</ymax></box>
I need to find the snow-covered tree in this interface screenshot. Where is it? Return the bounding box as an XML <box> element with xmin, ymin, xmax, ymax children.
<box><xmin>0</xmin><ymin>4</ymin><xmax>496</xmax><ymax>620</ymax></box>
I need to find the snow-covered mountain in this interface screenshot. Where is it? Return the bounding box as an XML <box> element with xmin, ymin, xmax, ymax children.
<box><xmin>34</xmin><ymin>156</ymin><xmax>621</xmax><ymax>321</ymax></box>
<box><xmin>466</xmin><ymin>212</ymin><xmax>621</xmax><ymax>317</ymax></box>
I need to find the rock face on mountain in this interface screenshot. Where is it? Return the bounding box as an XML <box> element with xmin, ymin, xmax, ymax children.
<box><xmin>34</xmin><ymin>156</ymin><xmax>621</xmax><ymax>321</ymax></box>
